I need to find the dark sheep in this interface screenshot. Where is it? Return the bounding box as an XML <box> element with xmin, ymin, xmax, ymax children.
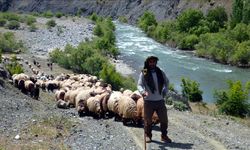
<box><xmin>32</xmin><ymin>83</ymin><xmax>40</xmax><ymax>100</ymax></box>
<box><xmin>18</xmin><ymin>79</ymin><xmax>26</xmax><ymax>93</ymax></box>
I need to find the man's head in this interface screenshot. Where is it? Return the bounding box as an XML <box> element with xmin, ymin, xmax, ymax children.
<box><xmin>145</xmin><ymin>56</ymin><xmax>159</xmax><ymax>70</ymax></box>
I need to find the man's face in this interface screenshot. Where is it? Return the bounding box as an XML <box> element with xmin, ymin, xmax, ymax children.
<box><xmin>148</xmin><ymin>59</ymin><xmax>156</xmax><ymax>69</ymax></box>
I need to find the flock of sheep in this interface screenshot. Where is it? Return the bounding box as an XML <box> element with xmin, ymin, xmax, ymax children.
<box><xmin>4</xmin><ymin>55</ymin><xmax>160</xmax><ymax>126</ymax></box>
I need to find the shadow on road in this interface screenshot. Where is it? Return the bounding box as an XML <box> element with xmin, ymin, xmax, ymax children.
<box><xmin>151</xmin><ymin>140</ymin><xmax>194</xmax><ymax>149</ymax></box>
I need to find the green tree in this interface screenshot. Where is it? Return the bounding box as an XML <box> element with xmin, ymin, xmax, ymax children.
<box><xmin>7</xmin><ymin>20</ymin><xmax>20</xmax><ymax>30</ymax></box>
<box><xmin>181</xmin><ymin>78</ymin><xmax>203</xmax><ymax>102</ymax></box>
<box><xmin>93</xmin><ymin>23</ymin><xmax>104</xmax><ymax>36</ymax></box>
<box><xmin>177</xmin><ymin>9</ymin><xmax>204</xmax><ymax>32</ymax></box>
<box><xmin>214</xmin><ymin>80</ymin><xmax>250</xmax><ymax>117</ymax></box>
<box><xmin>230</xmin><ymin>40</ymin><xmax>250</xmax><ymax>65</ymax></box>
<box><xmin>178</xmin><ymin>34</ymin><xmax>199</xmax><ymax>50</ymax></box>
<box><xmin>0</xmin><ymin>18</ymin><xmax>6</xmax><ymax>26</ymax></box>
<box><xmin>0</xmin><ymin>49</ymin><xmax>2</xmax><ymax>63</ymax></box>
<box><xmin>83</xmin><ymin>54</ymin><xmax>108</xmax><ymax>76</ymax></box>
<box><xmin>89</xmin><ymin>13</ymin><xmax>98</xmax><ymax>22</ymax></box>
<box><xmin>242</xmin><ymin>0</ymin><xmax>250</xmax><ymax>24</ymax></box>
<box><xmin>0</xmin><ymin>32</ymin><xmax>24</xmax><ymax>53</ymax></box>
<box><xmin>195</xmin><ymin>33</ymin><xmax>235</xmax><ymax>63</ymax></box>
<box><xmin>25</xmin><ymin>15</ymin><xmax>36</xmax><ymax>26</ymax></box>
<box><xmin>137</xmin><ymin>11</ymin><xmax>157</xmax><ymax>33</ymax></box>
<box><xmin>42</xmin><ymin>10</ymin><xmax>54</xmax><ymax>18</ymax></box>
<box><xmin>207</xmin><ymin>6</ymin><xmax>228</xmax><ymax>29</ymax></box>
<box><xmin>231</xmin><ymin>23</ymin><xmax>249</xmax><ymax>42</ymax></box>
<box><xmin>231</xmin><ymin>0</ymin><xmax>244</xmax><ymax>28</ymax></box>
<box><xmin>99</xmin><ymin>64</ymin><xmax>123</xmax><ymax>91</ymax></box>
<box><xmin>46</xmin><ymin>19</ymin><xmax>56</xmax><ymax>28</ymax></box>
<box><xmin>118</xmin><ymin>16</ymin><xmax>128</xmax><ymax>23</ymax></box>
<box><xmin>5</xmin><ymin>55</ymin><xmax>23</xmax><ymax>75</ymax></box>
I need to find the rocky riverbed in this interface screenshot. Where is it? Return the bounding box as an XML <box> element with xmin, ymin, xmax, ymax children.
<box><xmin>1</xmin><ymin>16</ymin><xmax>250</xmax><ymax>150</ymax></box>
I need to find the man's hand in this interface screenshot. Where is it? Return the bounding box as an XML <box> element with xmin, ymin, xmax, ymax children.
<box><xmin>142</xmin><ymin>91</ymin><xmax>148</xmax><ymax>97</ymax></box>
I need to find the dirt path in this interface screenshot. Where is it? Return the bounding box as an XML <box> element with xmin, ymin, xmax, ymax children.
<box><xmin>124</xmin><ymin>110</ymin><xmax>228</xmax><ymax>150</ymax></box>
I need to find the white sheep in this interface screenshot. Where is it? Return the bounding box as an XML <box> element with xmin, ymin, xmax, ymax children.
<box><xmin>107</xmin><ymin>91</ymin><xmax>123</xmax><ymax>118</ymax></box>
<box><xmin>118</xmin><ymin>95</ymin><xmax>137</xmax><ymax>125</ymax></box>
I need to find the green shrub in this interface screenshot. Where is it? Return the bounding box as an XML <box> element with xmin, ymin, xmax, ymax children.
<box><xmin>55</xmin><ymin>12</ymin><xmax>63</xmax><ymax>18</ymax></box>
<box><xmin>31</xmin><ymin>12</ymin><xmax>40</xmax><ymax>17</ymax></box>
<box><xmin>42</xmin><ymin>10</ymin><xmax>54</xmax><ymax>18</ymax></box>
<box><xmin>214</xmin><ymin>80</ymin><xmax>250</xmax><ymax>117</ymax></box>
<box><xmin>5</xmin><ymin>55</ymin><xmax>24</xmax><ymax>75</ymax></box>
<box><xmin>25</xmin><ymin>15</ymin><xmax>37</xmax><ymax>26</ymax></box>
<box><xmin>195</xmin><ymin>33</ymin><xmax>235</xmax><ymax>63</ymax></box>
<box><xmin>178</xmin><ymin>34</ymin><xmax>199</xmax><ymax>50</ymax></box>
<box><xmin>99</xmin><ymin>64</ymin><xmax>123</xmax><ymax>90</ymax></box>
<box><xmin>137</xmin><ymin>11</ymin><xmax>157</xmax><ymax>33</ymax></box>
<box><xmin>181</xmin><ymin>77</ymin><xmax>203</xmax><ymax>102</ymax></box>
<box><xmin>206</xmin><ymin>6</ymin><xmax>228</xmax><ymax>29</ymax></box>
<box><xmin>242</xmin><ymin>0</ymin><xmax>250</xmax><ymax>24</ymax></box>
<box><xmin>99</xmin><ymin>64</ymin><xmax>136</xmax><ymax>91</ymax></box>
<box><xmin>89</xmin><ymin>13</ymin><xmax>98</xmax><ymax>22</ymax></box>
<box><xmin>118</xmin><ymin>16</ymin><xmax>128</xmax><ymax>23</ymax></box>
<box><xmin>230</xmin><ymin>23</ymin><xmax>249</xmax><ymax>42</ymax></box>
<box><xmin>93</xmin><ymin>23</ymin><xmax>104</xmax><ymax>36</ymax></box>
<box><xmin>0</xmin><ymin>12</ymin><xmax>20</xmax><ymax>21</ymax></box>
<box><xmin>83</xmin><ymin>54</ymin><xmax>108</xmax><ymax>76</ymax></box>
<box><xmin>120</xmin><ymin>75</ymin><xmax>137</xmax><ymax>91</ymax></box>
<box><xmin>7</xmin><ymin>20</ymin><xmax>20</xmax><ymax>30</ymax></box>
<box><xmin>166</xmin><ymin>97</ymin><xmax>189</xmax><ymax>111</ymax></box>
<box><xmin>177</xmin><ymin>8</ymin><xmax>204</xmax><ymax>32</ymax></box>
<box><xmin>49</xmin><ymin>47</ymin><xmax>71</xmax><ymax>69</ymax></box>
<box><xmin>0</xmin><ymin>32</ymin><xmax>24</xmax><ymax>53</ymax></box>
<box><xmin>230</xmin><ymin>41</ymin><xmax>250</xmax><ymax>65</ymax></box>
<box><xmin>29</xmin><ymin>24</ymin><xmax>37</xmax><ymax>32</ymax></box>
<box><xmin>189</xmin><ymin>19</ymin><xmax>210</xmax><ymax>35</ymax></box>
<box><xmin>0</xmin><ymin>18</ymin><xmax>7</xmax><ymax>26</ymax></box>
<box><xmin>46</xmin><ymin>19</ymin><xmax>56</xmax><ymax>28</ymax></box>
<box><xmin>0</xmin><ymin>49</ymin><xmax>2</xmax><ymax>63</ymax></box>
<box><xmin>104</xmin><ymin>18</ymin><xmax>115</xmax><ymax>31</ymax></box>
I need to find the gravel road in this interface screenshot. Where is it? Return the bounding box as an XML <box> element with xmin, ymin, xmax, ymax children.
<box><xmin>1</xmin><ymin>16</ymin><xmax>249</xmax><ymax>150</ymax></box>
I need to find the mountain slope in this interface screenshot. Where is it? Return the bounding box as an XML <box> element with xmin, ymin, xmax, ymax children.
<box><xmin>0</xmin><ymin>0</ymin><xmax>232</xmax><ymax>24</ymax></box>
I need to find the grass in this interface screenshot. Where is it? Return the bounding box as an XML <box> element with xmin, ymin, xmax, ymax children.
<box><xmin>0</xmin><ymin>115</ymin><xmax>75</xmax><ymax>150</ymax></box>
<box><xmin>189</xmin><ymin>101</ymin><xmax>250</xmax><ymax>127</ymax></box>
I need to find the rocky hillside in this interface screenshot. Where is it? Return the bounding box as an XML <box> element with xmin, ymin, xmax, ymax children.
<box><xmin>0</xmin><ymin>0</ymin><xmax>232</xmax><ymax>24</ymax></box>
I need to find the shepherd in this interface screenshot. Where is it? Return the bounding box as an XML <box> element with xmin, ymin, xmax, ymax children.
<box><xmin>137</xmin><ymin>55</ymin><xmax>172</xmax><ymax>146</ymax></box>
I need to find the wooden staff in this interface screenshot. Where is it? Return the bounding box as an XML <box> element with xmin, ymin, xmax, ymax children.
<box><xmin>143</xmin><ymin>97</ymin><xmax>147</xmax><ymax>150</ymax></box>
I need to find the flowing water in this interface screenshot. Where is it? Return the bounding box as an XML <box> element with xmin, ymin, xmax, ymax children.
<box><xmin>114</xmin><ymin>21</ymin><xmax>250</xmax><ymax>103</ymax></box>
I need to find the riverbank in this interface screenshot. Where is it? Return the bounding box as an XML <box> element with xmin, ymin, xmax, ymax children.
<box><xmin>114</xmin><ymin>21</ymin><xmax>250</xmax><ymax>103</ymax></box>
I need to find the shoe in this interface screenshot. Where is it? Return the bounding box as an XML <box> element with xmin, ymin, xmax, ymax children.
<box><xmin>161</xmin><ymin>135</ymin><xmax>172</xmax><ymax>143</ymax></box>
<box><xmin>145</xmin><ymin>136</ymin><xmax>152</xmax><ymax>143</ymax></box>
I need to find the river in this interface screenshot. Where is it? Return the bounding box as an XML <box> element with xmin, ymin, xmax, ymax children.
<box><xmin>114</xmin><ymin>21</ymin><xmax>250</xmax><ymax>103</ymax></box>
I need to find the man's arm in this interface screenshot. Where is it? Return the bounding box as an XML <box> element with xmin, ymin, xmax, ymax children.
<box><xmin>137</xmin><ymin>72</ymin><xmax>145</xmax><ymax>95</ymax></box>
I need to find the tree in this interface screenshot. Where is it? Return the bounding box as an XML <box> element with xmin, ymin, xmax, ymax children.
<box><xmin>242</xmin><ymin>0</ymin><xmax>250</xmax><ymax>24</ymax></box>
<box><xmin>214</xmin><ymin>80</ymin><xmax>250</xmax><ymax>117</ymax></box>
<box><xmin>177</xmin><ymin>9</ymin><xmax>204</xmax><ymax>32</ymax></box>
<box><xmin>137</xmin><ymin>11</ymin><xmax>157</xmax><ymax>33</ymax></box>
<box><xmin>181</xmin><ymin>78</ymin><xmax>203</xmax><ymax>102</ymax></box>
<box><xmin>207</xmin><ymin>6</ymin><xmax>228</xmax><ymax>29</ymax></box>
<box><xmin>231</xmin><ymin>0</ymin><xmax>250</xmax><ymax>27</ymax></box>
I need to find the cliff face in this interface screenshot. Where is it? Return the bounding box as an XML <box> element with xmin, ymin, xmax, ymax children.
<box><xmin>0</xmin><ymin>0</ymin><xmax>232</xmax><ymax>24</ymax></box>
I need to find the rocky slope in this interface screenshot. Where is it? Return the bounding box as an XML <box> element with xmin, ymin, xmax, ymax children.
<box><xmin>0</xmin><ymin>0</ymin><xmax>232</xmax><ymax>24</ymax></box>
